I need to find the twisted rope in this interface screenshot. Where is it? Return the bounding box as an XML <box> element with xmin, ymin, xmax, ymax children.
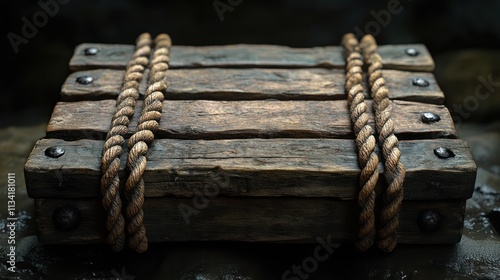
<box><xmin>125</xmin><ymin>34</ymin><xmax>171</xmax><ymax>253</ymax></box>
<box><xmin>360</xmin><ymin>34</ymin><xmax>406</xmax><ymax>253</ymax></box>
<box><xmin>100</xmin><ymin>33</ymin><xmax>152</xmax><ymax>252</ymax></box>
<box><xmin>341</xmin><ymin>33</ymin><xmax>380</xmax><ymax>252</ymax></box>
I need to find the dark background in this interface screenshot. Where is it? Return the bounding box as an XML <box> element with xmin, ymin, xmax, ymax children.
<box><xmin>2</xmin><ymin>0</ymin><xmax>500</xmax><ymax>125</ymax></box>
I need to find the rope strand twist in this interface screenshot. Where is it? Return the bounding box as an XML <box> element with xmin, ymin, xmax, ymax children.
<box><xmin>360</xmin><ymin>34</ymin><xmax>406</xmax><ymax>253</ymax></box>
<box><xmin>341</xmin><ymin>33</ymin><xmax>380</xmax><ymax>252</ymax></box>
<box><xmin>100</xmin><ymin>33</ymin><xmax>152</xmax><ymax>252</ymax></box>
<box><xmin>125</xmin><ymin>34</ymin><xmax>171</xmax><ymax>253</ymax></box>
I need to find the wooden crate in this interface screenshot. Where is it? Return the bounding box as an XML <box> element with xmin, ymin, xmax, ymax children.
<box><xmin>24</xmin><ymin>40</ymin><xmax>476</xmax><ymax>247</ymax></box>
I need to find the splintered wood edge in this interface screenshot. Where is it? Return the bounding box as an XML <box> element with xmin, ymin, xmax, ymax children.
<box><xmin>69</xmin><ymin>44</ymin><xmax>435</xmax><ymax>72</ymax></box>
<box><xmin>60</xmin><ymin>68</ymin><xmax>444</xmax><ymax>104</ymax></box>
<box><xmin>45</xmin><ymin>99</ymin><xmax>456</xmax><ymax>141</ymax></box>
<box><xmin>25</xmin><ymin>138</ymin><xmax>476</xmax><ymax>199</ymax></box>
<box><xmin>35</xmin><ymin>198</ymin><xmax>463</xmax><ymax>244</ymax></box>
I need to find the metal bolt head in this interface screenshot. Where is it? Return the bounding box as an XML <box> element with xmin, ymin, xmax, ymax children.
<box><xmin>84</xmin><ymin>47</ymin><xmax>99</xmax><ymax>56</ymax></box>
<box><xmin>434</xmin><ymin>147</ymin><xmax>455</xmax><ymax>159</ymax></box>
<box><xmin>421</xmin><ymin>112</ymin><xmax>441</xmax><ymax>124</ymax></box>
<box><xmin>52</xmin><ymin>205</ymin><xmax>81</xmax><ymax>231</ymax></box>
<box><xmin>405</xmin><ymin>48</ymin><xmax>419</xmax><ymax>56</ymax></box>
<box><xmin>76</xmin><ymin>75</ymin><xmax>93</xmax><ymax>85</ymax></box>
<box><xmin>412</xmin><ymin>78</ymin><xmax>430</xmax><ymax>87</ymax></box>
<box><xmin>45</xmin><ymin>146</ymin><xmax>65</xmax><ymax>158</ymax></box>
<box><xmin>418</xmin><ymin>210</ymin><xmax>442</xmax><ymax>232</ymax></box>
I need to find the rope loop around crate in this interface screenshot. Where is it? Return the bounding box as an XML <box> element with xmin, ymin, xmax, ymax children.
<box><xmin>100</xmin><ymin>33</ymin><xmax>152</xmax><ymax>252</ymax></box>
<box><xmin>125</xmin><ymin>34</ymin><xmax>171</xmax><ymax>253</ymax></box>
<box><xmin>100</xmin><ymin>33</ymin><xmax>170</xmax><ymax>253</ymax></box>
<box><xmin>341</xmin><ymin>33</ymin><xmax>405</xmax><ymax>253</ymax></box>
<box><xmin>360</xmin><ymin>34</ymin><xmax>406</xmax><ymax>253</ymax></box>
<box><xmin>341</xmin><ymin>33</ymin><xmax>379</xmax><ymax>252</ymax></box>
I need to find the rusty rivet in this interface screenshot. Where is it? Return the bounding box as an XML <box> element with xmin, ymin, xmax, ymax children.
<box><xmin>84</xmin><ymin>47</ymin><xmax>99</xmax><ymax>55</ymax></box>
<box><xmin>421</xmin><ymin>112</ymin><xmax>441</xmax><ymax>124</ymax></box>
<box><xmin>405</xmin><ymin>48</ymin><xmax>419</xmax><ymax>56</ymax></box>
<box><xmin>418</xmin><ymin>210</ymin><xmax>442</xmax><ymax>232</ymax></box>
<box><xmin>45</xmin><ymin>146</ymin><xmax>65</xmax><ymax>158</ymax></box>
<box><xmin>434</xmin><ymin>147</ymin><xmax>455</xmax><ymax>159</ymax></box>
<box><xmin>76</xmin><ymin>75</ymin><xmax>93</xmax><ymax>85</ymax></box>
<box><xmin>52</xmin><ymin>205</ymin><xmax>81</xmax><ymax>231</ymax></box>
<box><xmin>412</xmin><ymin>78</ymin><xmax>430</xmax><ymax>87</ymax></box>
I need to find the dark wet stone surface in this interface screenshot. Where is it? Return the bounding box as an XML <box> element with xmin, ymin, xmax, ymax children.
<box><xmin>0</xmin><ymin>118</ymin><xmax>499</xmax><ymax>280</ymax></box>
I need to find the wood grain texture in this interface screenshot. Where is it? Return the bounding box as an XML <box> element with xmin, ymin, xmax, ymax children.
<box><xmin>69</xmin><ymin>44</ymin><xmax>435</xmax><ymax>72</ymax></box>
<box><xmin>61</xmin><ymin>68</ymin><xmax>444</xmax><ymax>104</ymax></box>
<box><xmin>25</xmin><ymin>138</ymin><xmax>476</xmax><ymax>199</ymax></box>
<box><xmin>46</xmin><ymin>100</ymin><xmax>456</xmax><ymax>141</ymax></box>
<box><xmin>35</xmin><ymin>197</ymin><xmax>464</xmax><ymax>244</ymax></box>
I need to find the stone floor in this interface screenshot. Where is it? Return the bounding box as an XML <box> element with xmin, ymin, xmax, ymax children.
<box><xmin>0</xmin><ymin>113</ymin><xmax>499</xmax><ymax>280</ymax></box>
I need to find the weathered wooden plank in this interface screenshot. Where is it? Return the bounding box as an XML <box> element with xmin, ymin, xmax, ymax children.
<box><xmin>377</xmin><ymin>45</ymin><xmax>435</xmax><ymax>72</ymax></box>
<box><xmin>46</xmin><ymin>100</ymin><xmax>456</xmax><ymax>141</ymax></box>
<box><xmin>61</xmin><ymin>68</ymin><xmax>444</xmax><ymax>104</ymax></box>
<box><xmin>69</xmin><ymin>44</ymin><xmax>434</xmax><ymax>72</ymax></box>
<box><xmin>25</xmin><ymin>138</ymin><xmax>476</xmax><ymax>199</ymax></box>
<box><xmin>35</xmin><ymin>198</ymin><xmax>464</xmax><ymax>244</ymax></box>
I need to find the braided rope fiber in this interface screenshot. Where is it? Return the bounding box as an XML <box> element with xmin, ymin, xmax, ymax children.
<box><xmin>360</xmin><ymin>34</ymin><xmax>406</xmax><ymax>253</ymax></box>
<box><xmin>100</xmin><ymin>33</ymin><xmax>152</xmax><ymax>252</ymax></box>
<box><xmin>341</xmin><ymin>33</ymin><xmax>380</xmax><ymax>251</ymax></box>
<box><xmin>125</xmin><ymin>34</ymin><xmax>171</xmax><ymax>253</ymax></box>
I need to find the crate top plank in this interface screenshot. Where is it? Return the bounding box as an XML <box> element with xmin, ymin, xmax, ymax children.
<box><xmin>46</xmin><ymin>99</ymin><xmax>457</xmax><ymax>141</ymax></box>
<box><xmin>61</xmin><ymin>68</ymin><xmax>444</xmax><ymax>104</ymax></box>
<box><xmin>69</xmin><ymin>44</ymin><xmax>435</xmax><ymax>72</ymax></box>
<box><xmin>25</xmin><ymin>138</ymin><xmax>476</xmax><ymax>199</ymax></box>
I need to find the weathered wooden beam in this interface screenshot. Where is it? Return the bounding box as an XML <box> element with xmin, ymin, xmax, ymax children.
<box><xmin>69</xmin><ymin>44</ymin><xmax>435</xmax><ymax>72</ymax></box>
<box><xmin>35</xmin><ymin>198</ymin><xmax>464</xmax><ymax>244</ymax></box>
<box><xmin>25</xmin><ymin>138</ymin><xmax>476</xmax><ymax>199</ymax></box>
<box><xmin>46</xmin><ymin>100</ymin><xmax>456</xmax><ymax>141</ymax></box>
<box><xmin>61</xmin><ymin>68</ymin><xmax>444</xmax><ymax>104</ymax></box>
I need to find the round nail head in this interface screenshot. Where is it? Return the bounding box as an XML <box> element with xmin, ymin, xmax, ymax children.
<box><xmin>434</xmin><ymin>147</ymin><xmax>455</xmax><ymax>159</ymax></box>
<box><xmin>418</xmin><ymin>210</ymin><xmax>442</xmax><ymax>232</ymax></box>
<box><xmin>405</xmin><ymin>48</ymin><xmax>419</xmax><ymax>56</ymax></box>
<box><xmin>45</xmin><ymin>146</ymin><xmax>65</xmax><ymax>158</ymax></box>
<box><xmin>84</xmin><ymin>47</ymin><xmax>99</xmax><ymax>56</ymax></box>
<box><xmin>53</xmin><ymin>205</ymin><xmax>81</xmax><ymax>231</ymax></box>
<box><xmin>76</xmin><ymin>75</ymin><xmax>93</xmax><ymax>85</ymax></box>
<box><xmin>413</xmin><ymin>78</ymin><xmax>430</xmax><ymax>87</ymax></box>
<box><xmin>421</xmin><ymin>112</ymin><xmax>441</xmax><ymax>124</ymax></box>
